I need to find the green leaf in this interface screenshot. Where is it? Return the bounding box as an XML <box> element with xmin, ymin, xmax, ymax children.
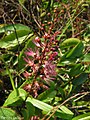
<box><xmin>60</xmin><ymin>41</ymin><xmax>84</xmax><ymax>62</ymax></box>
<box><xmin>82</xmin><ymin>53</ymin><xmax>90</xmax><ymax>63</ymax></box>
<box><xmin>26</xmin><ymin>97</ymin><xmax>73</xmax><ymax>119</ymax></box>
<box><xmin>62</xmin><ymin>0</ymin><xmax>68</xmax><ymax>3</ymax></box>
<box><xmin>38</xmin><ymin>89</ymin><xmax>57</xmax><ymax>103</ymax></box>
<box><xmin>3</xmin><ymin>88</ymin><xmax>27</xmax><ymax>107</ymax></box>
<box><xmin>0</xmin><ymin>30</ymin><xmax>31</xmax><ymax>49</ymax></box>
<box><xmin>40</xmin><ymin>12</ymin><xmax>46</xmax><ymax>18</ymax></box>
<box><xmin>66</xmin><ymin>42</ymin><xmax>84</xmax><ymax>59</ymax></box>
<box><xmin>55</xmin><ymin>105</ymin><xmax>73</xmax><ymax>119</ymax></box>
<box><xmin>0</xmin><ymin>24</ymin><xmax>30</xmax><ymax>34</ymax></box>
<box><xmin>59</xmin><ymin>105</ymin><xmax>73</xmax><ymax>116</ymax></box>
<box><xmin>0</xmin><ymin>107</ymin><xmax>20</xmax><ymax>120</ymax></box>
<box><xmin>69</xmin><ymin>64</ymin><xmax>84</xmax><ymax>77</ymax></box>
<box><xmin>21</xmin><ymin>109</ymin><xmax>28</xmax><ymax>120</ymax></box>
<box><xmin>26</xmin><ymin>102</ymin><xmax>35</xmax><ymax>118</ymax></box>
<box><xmin>57</xmin><ymin>87</ymin><xmax>65</xmax><ymax>98</ymax></box>
<box><xmin>72</xmin><ymin>112</ymin><xmax>90</xmax><ymax>120</ymax></box>
<box><xmin>72</xmin><ymin>73</ymin><xmax>88</xmax><ymax>86</ymax></box>
<box><xmin>18</xmin><ymin>0</ymin><xmax>26</xmax><ymax>4</ymax></box>
<box><xmin>21</xmin><ymin>102</ymin><xmax>35</xmax><ymax>120</ymax></box>
<box><xmin>26</xmin><ymin>97</ymin><xmax>52</xmax><ymax>113</ymax></box>
<box><xmin>60</xmin><ymin>38</ymin><xmax>80</xmax><ymax>49</ymax></box>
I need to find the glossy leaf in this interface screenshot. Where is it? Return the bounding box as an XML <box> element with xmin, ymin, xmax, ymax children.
<box><xmin>26</xmin><ymin>97</ymin><xmax>73</xmax><ymax>119</ymax></box>
<box><xmin>26</xmin><ymin>97</ymin><xmax>52</xmax><ymax>112</ymax></box>
<box><xmin>55</xmin><ymin>105</ymin><xmax>74</xmax><ymax>119</ymax></box>
<box><xmin>3</xmin><ymin>88</ymin><xmax>27</xmax><ymax>107</ymax></box>
<box><xmin>0</xmin><ymin>107</ymin><xmax>20</xmax><ymax>120</ymax></box>
<box><xmin>59</xmin><ymin>105</ymin><xmax>74</xmax><ymax>115</ymax></box>
<box><xmin>0</xmin><ymin>30</ymin><xmax>31</xmax><ymax>49</ymax></box>
<box><xmin>60</xmin><ymin>38</ymin><xmax>80</xmax><ymax>49</ymax></box>
<box><xmin>60</xmin><ymin>41</ymin><xmax>84</xmax><ymax>62</ymax></box>
<box><xmin>0</xmin><ymin>24</ymin><xmax>30</xmax><ymax>33</ymax></box>
<box><xmin>66</xmin><ymin>42</ymin><xmax>84</xmax><ymax>59</ymax></box>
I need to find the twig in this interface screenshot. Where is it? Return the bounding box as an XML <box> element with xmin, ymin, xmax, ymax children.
<box><xmin>29</xmin><ymin>0</ymin><xmax>42</xmax><ymax>30</ymax></box>
<box><xmin>69</xmin><ymin>104</ymin><xmax>90</xmax><ymax>109</ymax></box>
<box><xmin>42</xmin><ymin>91</ymin><xmax>90</xmax><ymax>120</ymax></box>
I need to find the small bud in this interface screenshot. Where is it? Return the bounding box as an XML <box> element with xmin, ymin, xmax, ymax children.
<box><xmin>47</xmin><ymin>12</ymin><xmax>51</xmax><ymax>16</ymax></box>
<box><xmin>48</xmin><ymin>22</ymin><xmax>51</xmax><ymax>25</ymax></box>
<box><xmin>50</xmin><ymin>48</ymin><xmax>55</xmax><ymax>51</ymax></box>
<box><xmin>40</xmin><ymin>27</ymin><xmax>44</xmax><ymax>31</ymax></box>
<box><xmin>49</xmin><ymin>27</ymin><xmax>52</xmax><ymax>30</ymax></box>
<box><xmin>50</xmin><ymin>37</ymin><xmax>54</xmax><ymax>41</ymax></box>
<box><xmin>54</xmin><ymin>9</ymin><xmax>57</xmax><ymax>13</ymax></box>
<box><xmin>45</xmin><ymin>48</ymin><xmax>49</xmax><ymax>52</ymax></box>
<box><xmin>42</xmin><ymin>24</ymin><xmax>45</xmax><ymax>27</ymax></box>
<box><xmin>61</xmin><ymin>10</ymin><xmax>64</xmax><ymax>13</ymax></box>
<box><xmin>43</xmin><ymin>33</ymin><xmax>50</xmax><ymax>39</ymax></box>
<box><xmin>54</xmin><ymin>8</ymin><xmax>58</xmax><ymax>13</ymax></box>
<box><xmin>54</xmin><ymin>18</ymin><xmax>57</xmax><ymax>22</ymax></box>
<box><xmin>35</xmin><ymin>37</ymin><xmax>40</xmax><ymax>42</ymax></box>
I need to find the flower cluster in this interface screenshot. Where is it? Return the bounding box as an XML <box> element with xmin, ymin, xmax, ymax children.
<box><xmin>23</xmin><ymin>32</ymin><xmax>59</xmax><ymax>97</ymax></box>
<box><xmin>24</xmin><ymin>33</ymin><xmax>58</xmax><ymax>82</ymax></box>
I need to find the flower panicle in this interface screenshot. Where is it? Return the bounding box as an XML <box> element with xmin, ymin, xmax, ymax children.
<box><xmin>23</xmin><ymin>32</ymin><xmax>58</xmax><ymax>81</ymax></box>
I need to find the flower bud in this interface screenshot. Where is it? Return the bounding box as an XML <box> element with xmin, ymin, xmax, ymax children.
<box><xmin>43</xmin><ymin>33</ymin><xmax>50</xmax><ymax>39</ymax></box>
<box><xmin>35</xmin><ymin>37</ymin><xmax>40</xmax><ymax>42</ymax></box>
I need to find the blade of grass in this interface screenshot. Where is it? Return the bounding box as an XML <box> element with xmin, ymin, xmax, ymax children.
<box><xmin>0</xmin><ymin>57</ymin><xmax>16</xmax><ymax>91</ymax></box>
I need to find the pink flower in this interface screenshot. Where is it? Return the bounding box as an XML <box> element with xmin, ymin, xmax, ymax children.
<box><xmin>24</xmin><ymin>57</ymin><xmax>34</xmax><ymax>66</ymax></box>
<box><xmin>33</xmin><ymin>37</ymin><xmax>41</xmax><ymax>47</ymax></box>
<box><xmin>23</xmin><ymin>84</ymin><xmax>31</xmax><ymax>92</ymax></box>
<box><xmin>25</xmin><ymin>48</ymin><xmax>36</xmax><ymax>57</ymax></box>
<box><xmin>44</xmin><ymin>61</ymin><xmax>57</xmax><ymax>80</ymax></box>
<box><xmin>24</xmin><ymin>48</ymin><xmax>40</xmax><ymax>67</ymax></box>
<box><xmin>43</xmin><ymin>33</ymin><xmax>50</xmax><ymax>39</ymax></box>
<box><xmin>24</xmin><ymin>34</ymin><xmax>58</xmax><ymax>82</ymax></box>
<box><xmin>23</xmin><ymin>71</ymin><xmax>32</xmax><ymax>78</ymax></box>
